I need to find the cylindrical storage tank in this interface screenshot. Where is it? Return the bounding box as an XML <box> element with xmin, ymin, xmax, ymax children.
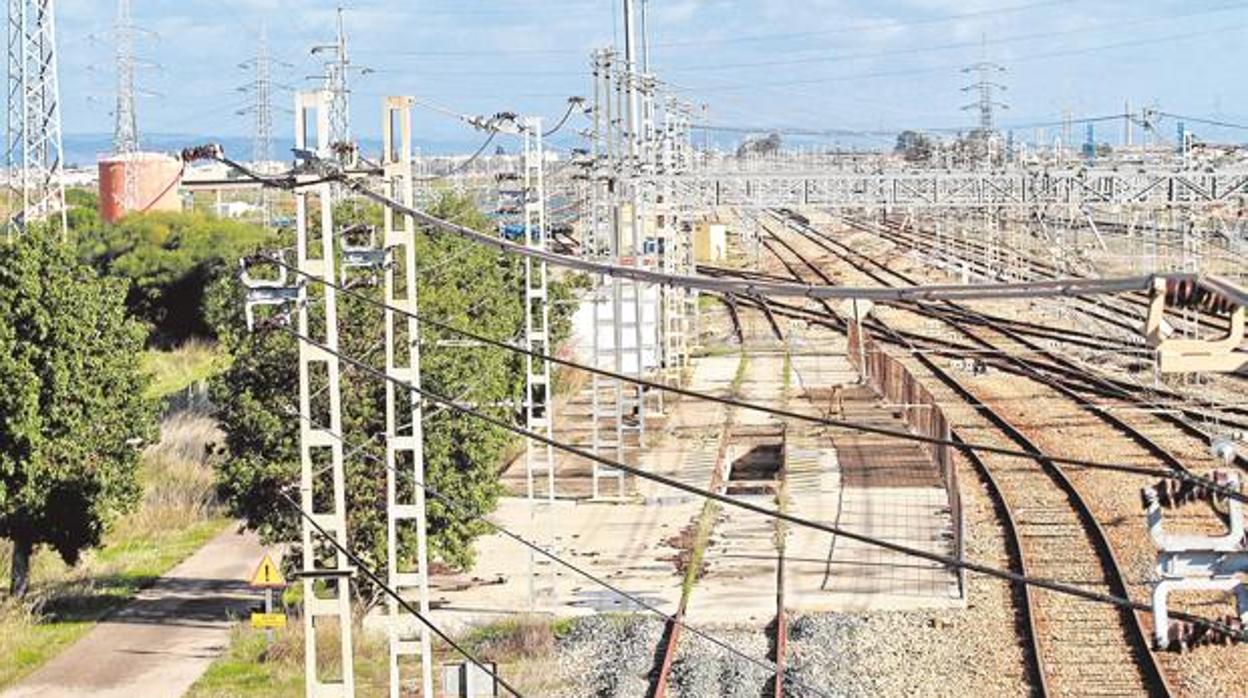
<box><xmin>99</xmin><ymin>152</ymin><xmax>184</xmax><ymax>223</ymax></box>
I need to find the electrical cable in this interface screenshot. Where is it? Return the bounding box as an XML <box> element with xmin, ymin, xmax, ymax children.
<box><xmin>278</xmin><ymin>412</ymin><xmax>834</xmax><ymax>698</ymax></box>
<box><xmin>198</xmin><ymin>149</ymin><xmax>1186</xmax><ymax>304</ymax></box>
<box><xmin>278</xmin><ymin>489</ymin><xmax>523</xmax><ymax>697</ymax></box>
<box><xmin>273</xmin><ymin>324</ymin><xmax>1248</xmax><ymax>644</ymax></box>
<box><xmin>417</xmin><ymin>131</ymin><xmax>497</xmax><ymax>181</ymax></box>
<box><xmin>1154</xmin><ymin>111</ymin><xmax>1248</xmax><ymax>133</ymax></box>
<box><xmin>542</xmin><ymin>99</ymin><xmax>581</xmax><ymax>138</ymax></box>
<box><xmin>252</xmin><ymin>253</ymin><xmax>1248</xmax><ymax>504</ymax></box>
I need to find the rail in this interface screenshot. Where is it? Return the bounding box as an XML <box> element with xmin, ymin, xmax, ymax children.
<box><xmin>848</xmin><ymin>320</ymin><xmax>966</xmax><ymax>596</ymax></box>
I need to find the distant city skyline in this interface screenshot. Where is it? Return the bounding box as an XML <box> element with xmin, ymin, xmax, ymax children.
<box><xmin>53</xmin><ymin>0</ymin><xmax>1248</xmax><ymax>152</ymax></box>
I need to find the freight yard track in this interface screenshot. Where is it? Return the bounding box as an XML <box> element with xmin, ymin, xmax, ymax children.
<box><xmin>741</xmin><ymin>210</ymin><xmax>1188</xmax><ymax>696</ymax></box>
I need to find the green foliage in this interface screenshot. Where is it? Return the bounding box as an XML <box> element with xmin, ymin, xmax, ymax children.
<box><xmin>76</xmin><ymin>211</ymin><xmax>276</xmax><ymax>344</ymax></box>
<box><xmin>210</xmin><ymin>192</ymin><xmax>574</xmax><ymax>601</ymax></box>
<box><xmin>0</xmin><ymin>233</ymin><xmax>156</xmax><ymax>595</ymax></box>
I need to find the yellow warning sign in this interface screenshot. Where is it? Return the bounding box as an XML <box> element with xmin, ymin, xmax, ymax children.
<box><xmin>249</xmin><ymin>553</ymin><xmax>286</xmax><ymax>589</ymax></box>
<box><xmin>251</xmin><ymin>612</ymin><xmax>287</xmax><ymax>630</ymax></box>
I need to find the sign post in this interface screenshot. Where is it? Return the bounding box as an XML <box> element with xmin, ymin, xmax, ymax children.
<box><xmin>248</xmin><ymin>553</ymin><xmax>287</xmax><ymax>644</ymax></box>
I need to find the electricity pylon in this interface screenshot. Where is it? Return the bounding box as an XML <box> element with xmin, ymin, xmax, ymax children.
<box><xmin>5</xmin><ymin>0</ymin><xmax>67</xmax><ymax>236</ymax></box>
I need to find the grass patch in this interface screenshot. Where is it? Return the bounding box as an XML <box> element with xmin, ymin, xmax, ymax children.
<box><xmin>0</xmin><ymin>413</ymin><xmax>228</xmax><ymax>690</ymax></box>
<box><xmin>190</xmin><ymin>615</ymin><xmax>570</xmax><ymax>697</ymax></box>
<box><xmin>141</xmin><ymin>339</ymin><xmax>230</xmax><ymax>400</ymax></box>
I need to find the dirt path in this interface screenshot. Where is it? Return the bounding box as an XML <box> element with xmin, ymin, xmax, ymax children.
<box><xmin>2</xmin><ymin>527</ymin><xmax>265</xmax><ymax>698</ymax></box>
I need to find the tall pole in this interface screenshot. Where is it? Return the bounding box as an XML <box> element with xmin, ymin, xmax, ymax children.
<box><xmin>313</xmin><ymin>6</ymin><xmax>351</xmax><ymax>147</ymax></box>
<box><xmin>5</xmin><ymin>0</ymin><xmax>66</xmax><ymax>236</ymax></box>
<box><xmin>252</xmin><ymin>27</ymin><xmax>273</xmax><ymax>167</ymax></box>
<box><xmin>112</xmin><ymin>0</ymin><xmax>136</xmax><ymax>155</ymax></box>
<box><xmin>293</xmin><ymin>89</ymin><xmax>355</xmax><ymax>698</ymax></box>
<box><xmin>381</xmin><ymin>95</ymin><xmax>433</xmax><ymax>698</ymax></box>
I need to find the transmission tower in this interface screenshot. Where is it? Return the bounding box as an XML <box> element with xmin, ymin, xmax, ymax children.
<box><xmin>112</xmin><ymin>0</ymin><xmax>137</xmax><ymax>154</ymax></box>
<box><xmin>960</xmin><ymin>60</ymin><xmax>1007</xmax><ymax>135</ymax></box>
<box><xmin>238</xmin><ymin>26</ymin><xmax>277</xmax><ymax>225</ymax></box>
<box><xmin>5</xmin><ymin>0</ymin><xmax>67</xmax><ymax>236</ymax></box>
<box><xmin>312</xmin><ymin>7</ymin><xmax>353</xmax><ymax>146</ymax></box>
<box><xmin>111</xmin><ymin>0</ymin><xmax>139</xmax><ymax>213</ymax></box>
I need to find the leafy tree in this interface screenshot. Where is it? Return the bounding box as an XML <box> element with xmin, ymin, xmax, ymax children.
<box><xmin>0</xmin><ymin>232</ymin><xmax>155</xmax><ymax>597</ymax></box>
<box><xmin>76</xmin><ymin>211</ymin><xmax>276</xmax><ymax>344</ymax></box>
<box><xmin>209</xmin><ymin>192</ymin><xmax>573</xmax><ymax>604</ymax></box>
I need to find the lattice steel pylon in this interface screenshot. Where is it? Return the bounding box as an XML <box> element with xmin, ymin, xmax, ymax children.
<box><xmin>5</xmin><ymin>0</ymin><xmax>66</xmax><ymax>236</ymax></box>
<box><xmin>380</xmin><ymin>95</ymin><xmax>433</xmax><ymax>698</ymax></box>
<box><xmin>293</xmin><ymin>89</ymin><xmax>355</xmax><ymax>698</ymax></box>
<box><xmin>111</xmin><ymin>0</ymin><xmax>138</xmax><ymax>212</ymax></box>
<box><xmin>312</xmin><ymin>6</ymin><xmax>351</xmax><ymax>147</ymax></box>
<box><xmin>238</xmin><ymin>25</ymin><xmax>275</xmax><ymax>226</ymax></box>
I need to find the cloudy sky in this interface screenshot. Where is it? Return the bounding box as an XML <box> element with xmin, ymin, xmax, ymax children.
<box><xmin>54</xmin><ymin>0</ymin><xmax>1248</xmax><ymax>152</ymax></box>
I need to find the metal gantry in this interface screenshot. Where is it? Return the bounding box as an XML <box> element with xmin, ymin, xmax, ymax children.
<box><xmin>5</xmin><ymin>0</ymin><xmax>66</xmax><ymax>235</ymax></box>
<box><xmin>379</xmin><ymin>96</ymin><xmax>434</xmax><ymax>698</ymax></box>
<box><xmin>293</xmin><ymin>90</ymin><xmax>356</xmax><ymax>698</ymax></box>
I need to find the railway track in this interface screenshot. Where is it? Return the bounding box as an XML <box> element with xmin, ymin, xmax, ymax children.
<box><xmin>751</xmin><ymin>212</ymin><xmax>1182</xmax><ymax>696</ymax></box>
<box><xmin>648</xmin><ymin>356</ymin><xmax>790</xmax><ymax>698</ymax></box>
<box><xmin>768</xmin><ymin>212</ymin><xmax>1248</xmax><ymax>450</ymax></box>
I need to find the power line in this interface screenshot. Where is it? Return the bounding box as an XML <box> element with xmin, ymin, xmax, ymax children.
<box><xmin>279</xmin><ymin>412</ymin><xmax>835</xmax><ymax>698</ymax></box>
<box><xmin>274</xmin><ymin>324</ymin><xmax>1248</xmax><ymax>644</ymax></box>
<box><xmin>677</xmin><ymin>21</ymin><xmax>1248</xmax><ymax>94</ymax></box>
<box><xmin>254</xmin><ymin>252</ymin><xmax>1248</xmax><ymax>505</ymax></box>
<box><xmin>358</xmin><ymin>0</ymin><xmax>1076</xmax><ymax>57</ymax></box>
<box><xmin>278</xmin><ymin>489</ymin><xmax>523</xmax><ymax>697</ymax></box>
<box><xmin>191</xmin><ymin>150</ymin><xmax>1246</xmax><ymax>309</ymax></box>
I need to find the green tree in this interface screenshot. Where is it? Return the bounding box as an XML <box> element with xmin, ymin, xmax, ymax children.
<box><xmin>0</xmin><ymin>232</ymin><xmax>156</xmax><ymax>597</ymax></box>
<box><xmin>209</xmin><ymin>193</ymin><xmax>572</xmax><ymax>603</ymax></box>
<box><xmin>76</xmin><ymin>211</ymin><xmax>275</xmax><ymax>344</ymax></box>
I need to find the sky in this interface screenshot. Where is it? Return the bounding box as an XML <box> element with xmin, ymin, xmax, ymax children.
<box><xmin>53</xmin><ymin>0</ymin><xmax>1248</xmax><ymax>154</ymax></box>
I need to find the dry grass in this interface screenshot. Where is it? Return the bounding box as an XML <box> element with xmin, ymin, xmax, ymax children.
<box><xmin>0</xmin><ymin>411</ymin><xmax>228</xmax><ymax>690</ymax></box>
<box><xmin>123</xmin><ymin>413</ymin><xmax>223</xmax><ymax>533</ymax></box>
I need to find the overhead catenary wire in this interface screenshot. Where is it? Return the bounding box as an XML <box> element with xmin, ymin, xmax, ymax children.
<box><xmin>278</xmin><ymin>489</ymin><xmax>524</xmax><ymax>697</ymax></box>
<box><xmin>278</xmin><ymin>410</ymin><xmax>835</xmax><ymax>698</ymax></box>
<box><xmin>195</xmin><ymin>150</ymin><xmax>1243</xmax><ymax>307</ymax></box>
<box><xmin>252</xmin><ymin>252</ymin><xmax>1248</xmax><ymax>505</ymax></box>
<box><xmin>274</xmin><ymin>324</ymin><xmax>1248</xmax><ymax>644</ymax></box>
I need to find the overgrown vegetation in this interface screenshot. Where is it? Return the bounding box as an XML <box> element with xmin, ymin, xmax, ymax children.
<box><xmin>188</xmin><ymin>614</ymin><xmax>571</xmax><ymax>697</ymax></box>
<box><xmin>142</xmin><ymin>339</ymin><xmax>231</xmax><ymax>400</ymax></box>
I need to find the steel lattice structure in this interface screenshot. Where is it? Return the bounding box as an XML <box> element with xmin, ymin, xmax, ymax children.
<box><xmin>5</xmin><ymin>0</ymin><xmax>65</xmax><ymax>235</ymax></box>
<box><xmin>660</xmin><ymin>167</ymin><xmax>1248</xmax><ymax>209</ymax></box>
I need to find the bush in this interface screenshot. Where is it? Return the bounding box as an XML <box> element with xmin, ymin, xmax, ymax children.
<box><xmin>76</xmin><ymin>211</ymin><xmax>276</xmax><ymax>345</ymax></box>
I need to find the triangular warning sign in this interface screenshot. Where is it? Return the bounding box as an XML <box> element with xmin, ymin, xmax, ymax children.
<box><xmin>249</xmin><ymin>553</ymin><xmax>286</xmax><ymax>588</ymax></box>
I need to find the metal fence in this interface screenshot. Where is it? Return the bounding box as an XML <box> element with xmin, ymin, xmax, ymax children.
<box><xmin>848</xmin><ymin>322</ymin><xmax>966</xmax><ymax>597</ymax></box>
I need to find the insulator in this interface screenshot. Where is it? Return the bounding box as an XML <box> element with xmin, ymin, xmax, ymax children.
<box><xmin>1164</xmin><ymin>617</ymin><xmax>1245</xmax><ymax>651</ymax></box>
<box><xmin>181</xmin><ymin>143</ymin><xmax>223</xmax><ymax>163</ymax></box>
